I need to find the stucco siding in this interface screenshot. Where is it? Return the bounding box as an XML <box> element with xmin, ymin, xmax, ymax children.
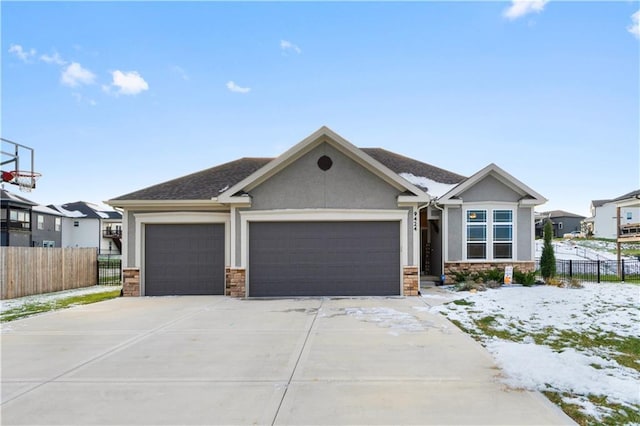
<box><xmin>459</xmin><ymin>175</ymin><xmax>521</xmax><ymax>203</ymax></box>
<box><xmin>517</xmin><ymin>207</ymin><xmax>532</xmax><ymax>260</ymax></box>
<box><xmin>447</xmin><ymin>207</ymin><xmax>463</xmax><ymax>261</ymax></box>
<box><xmin>250</xmin><ymin>143</ymin><xmax>399</xmax><ymax>210</ymax></box>
<box><xmin>127</xmin><ymin>210</ymin><xmax>136</xmax><ymax>266</ymax></box>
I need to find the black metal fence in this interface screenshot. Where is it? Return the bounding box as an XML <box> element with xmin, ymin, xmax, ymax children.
<box><xmin>535</xmin><ymin>258</ymin><xmax>640</xmax><ymax>283</ymax></box>
<box><xmin>98</xmin><ymin>258</ymin><xmax>122</xmax><ymax>285</ymax></box>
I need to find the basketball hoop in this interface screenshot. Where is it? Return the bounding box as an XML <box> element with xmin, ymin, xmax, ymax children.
<box><xmin>1</xmin><ymin>170</ymin><xmax>41</xmax><ymax>192</ymax></box>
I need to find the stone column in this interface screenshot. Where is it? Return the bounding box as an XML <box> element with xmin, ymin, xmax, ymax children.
<box><xmin>122</xmin><ymin>268</ymin><xmax>140</xmax><ymax>297</ymax></box>
<box><xmin>225</xmin><ymin>267</ymin><xmax>246</xmax><ymax>298</ymax></box>
<box><xmin>403</xmin><ymin>266</ymin><xmax>419</xmax><ymax>296</ymax></box>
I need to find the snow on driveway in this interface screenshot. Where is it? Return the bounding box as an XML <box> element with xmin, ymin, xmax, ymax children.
<box><xmin>430</xmin><ymin>283</ymin><xmax>640</xmax><ymax>421</ymax></box>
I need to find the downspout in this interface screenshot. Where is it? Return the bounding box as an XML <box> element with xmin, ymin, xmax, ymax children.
<box><xmin>429</xmin><ymin>198</ymin><xmax>446</xmax><ymax>284</ymax></box>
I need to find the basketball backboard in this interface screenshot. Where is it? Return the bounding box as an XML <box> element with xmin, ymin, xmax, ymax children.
<box><xmin>1</xmin><ymin>138</ymin><xmax>40</xmax><ymax>192</ymax></box>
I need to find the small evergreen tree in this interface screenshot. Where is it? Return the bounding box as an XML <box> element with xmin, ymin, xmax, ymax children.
<box><xmin>540</xmin><ymin>220</ymin><xmax>556</xmax><ymax>281</ymax></box>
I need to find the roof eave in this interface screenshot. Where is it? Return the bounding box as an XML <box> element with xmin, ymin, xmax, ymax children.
<box><xmin>105</xmin><ymin>199</ymin><xmax>228</xmax><ymax>209</ymax></box>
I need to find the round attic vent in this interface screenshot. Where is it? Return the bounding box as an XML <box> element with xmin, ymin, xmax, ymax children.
<box><xmin>317</xmin><ymin>155</ymin><xmax>333</xmax><ymax>171</ymax></box>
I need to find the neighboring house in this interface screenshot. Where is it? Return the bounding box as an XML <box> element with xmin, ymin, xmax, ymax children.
<box><xmin>107</xmin><ymin>127</ymin><xmax>546</xmax><ymax>297</ymax></box>
<box><xmin>585</xmin><ymin>190</ymin><xmax>640</xmax><ymax>239</ymax></box>
<box><xmin>31</xmin><ymin>205</ymin><xmax>63</xmax><ymax>247</ymax></box>
<box><xmin>534</xmin><ymin>210</ymin><xmax>586</xmax><ymax>238</ymax></box>
<box><xmin>48</xmin><ymin>201</ymin><xmax>122</xmax><ymax>253</ymax></box>
<box><xmin>614</xmin><ymin>191</ymin><xmax>640</xmax><ymax>243</ymax></box>
<box><xmin>1</xmin><ymin>189</ymin><xmax>35</xmax><ymax>247</ymax></box>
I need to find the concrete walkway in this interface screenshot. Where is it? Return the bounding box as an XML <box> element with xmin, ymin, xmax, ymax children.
<box><xmin>1</xmin><ymin>296</ymin><xmax>574</xmax><ymax>425</ymax></box>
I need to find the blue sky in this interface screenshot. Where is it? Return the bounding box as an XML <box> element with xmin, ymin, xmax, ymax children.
<box><xmin>2</xmin><ymin>1</ymin><xmax>639</xmax><ymax>217</ymax></box>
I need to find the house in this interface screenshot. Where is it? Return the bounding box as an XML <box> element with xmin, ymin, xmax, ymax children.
<box><xmin>584</xmin><ymin>190</ymin><xmax>640</xmax><ymax>239</ymax></box>
<box><xmin>534</xmin><ymin>210</ymin><xmax>586</xmax><ymax>238</ymax></box>
<box><xmin>1</xmin><ymin>189</ymin><xmax>35</xmax><ymax>246</ymax></box>
<box><xmin>31</xmin><ymin>205</ymin><xmax>64</xmax><ymax>247</ymax></box>
<box><xmin>48</xmin><ymin>201</ymin><xmax>123</xmax><ymax>253</ymax></box>
<box><xmin>107</xmin><ymin>127</ymin><xmax>546</xmax><ymax>297</ymax></box>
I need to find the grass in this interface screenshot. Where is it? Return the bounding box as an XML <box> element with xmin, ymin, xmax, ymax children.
<box><xmin>441</xmin><ymin>301</ymin><xmax>640</xmax><ymax>425</ymax></box>
<box><xmin>1</xmin><ymin>289</ymin><xmax>121</xmax><ymax>322</ymax></box>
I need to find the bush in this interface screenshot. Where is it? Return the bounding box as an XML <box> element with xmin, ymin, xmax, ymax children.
<box><xmin>514</xmin><ymin>269</ymin><xmax>537</xmax><ymax>286</ymax></box>
<box><xmin>481</xmin><ymin>268</ymin><xmax>504</xmax><ymax>283</ymax></box>
<box><xmin>453</xmin><ymin>270</ymin><xmax>473</xmax><ymax>283</ymax></box>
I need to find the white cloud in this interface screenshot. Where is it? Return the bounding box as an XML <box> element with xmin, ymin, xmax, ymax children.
<box><xmin>107</xmin><ymin>70</ymin><xmax>149</xmax><ymax>95</ymax></box>
<box><xmin>280</xmin><ymin>39</ymin><xmax>301</xmax><ymax>54</ymax></box>
<box><xmin>503</xmin><ymin>0</ymin><xmax>549</xmax><ymax>20</ymax></box>
<box><xmin>226</xmin><ymin>80</ymin><xmax>250</xmax><ymax>94</ymax></box>
<box><xmin>170</xmin><ymin>65</ymin><xmax>189</xmax><ymax>81</ymax></box>
<box><xmin>8</xmin><ymin>44</ymin><xmax>36</xmax><ymax>62</ymax></box>
<box><xmin>628</xmin><ymin>10</ymin><xmax>640</xmax><ymax>39</ymax></box>
<box><xmin>61</xmin><ymin>62</ymin><xmax>96</xmax><ymax>87</ymax></box>
<box><xmin>40</xmin><ymin>52</ymin><xmax>66</xmax><ymax>65</ymax></box>
<box><xmin>72</xmin><ymin>92</ymin><xmax>97</xmax><ymax>106</ymax></box>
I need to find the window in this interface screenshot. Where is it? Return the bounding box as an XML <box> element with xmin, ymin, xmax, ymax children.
<box><xmin>465</xmin><ymin>208</ymin><xmax>513</xmax><ymax>260</ymax></box>
<box><xmin>37</xmin><ymin>215</ymin><xmax>44</xmax><ymax>230</ymax></box>
<box><xmin>558</xmin><ymin>222</ymin><xmax>563</xmax><ymax>230</ymax></box>
<box><xmin>8</xmin><ymin>209</ymin><xmax>30</xmax><ymax>229</ymax></box>
<box><xmin>493</xmin><ymin>210</ymin><xmax>513</xmax><ymax>259</ymax></box>
<box><xmin>627</xmin><ymin>212</ymin><xmax>633</xmax><ymax>221</ymax></box>
<box><xmin>55</xmin><ymin>217</ymin><xmax>61</xmax><ymax>231</ymax></box>
<box><xmin>466</xmin><ymin>210</ymin><xmax>487</xmax><ymax>259</ymax></box>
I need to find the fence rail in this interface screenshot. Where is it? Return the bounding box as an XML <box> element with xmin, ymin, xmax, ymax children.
<box><xmin>98</xmin><ymin>258</ymin><xmax>122</xmax><ymax>285</ymax></box>
<box><xmin>1</xmin><ymin>247</ymin><xmax>98</xmax><ymax>299</ymax></box>
<box><xmin>535</xmin><ymin>258</ymin><xmax>640</xmax><ymax>283</ymax></box>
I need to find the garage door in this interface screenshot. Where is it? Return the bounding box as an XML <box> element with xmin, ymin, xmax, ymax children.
<box><xmin>249</xmin><ymin>221</ymin><xmax>400</xmax><ymax>297</ymax></box>
<box><xmin>144</xmin><ymin>224</ymin><xmax>225</xmax><ymax>296</ymax></box>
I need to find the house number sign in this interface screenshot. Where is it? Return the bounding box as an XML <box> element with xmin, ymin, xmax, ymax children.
<box><xmin>413</xmin><ymin>211</ymin><xmax>418</xmax><ymax>231</ymax></box>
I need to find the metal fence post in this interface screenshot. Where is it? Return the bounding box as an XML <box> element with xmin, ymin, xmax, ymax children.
<box><xmin>597</xmin><ymin>260</ymin><xmax>601</xmax><ymax>283</ymax></box>
<box><xmin>569</xmin><ymin>260</ymin><xmax>572</xmax><ymax>278</ymax></box>
<box><xmin>621</xmin><ymin>259</ymin><xmax>625</xmax><ymax>282</ymax></box>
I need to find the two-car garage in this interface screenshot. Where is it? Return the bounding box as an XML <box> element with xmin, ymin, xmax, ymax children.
<box><xmin>248</xmin><ymin>221</ymin><xmax>400</xmax><ymax>297</ymax></box>
<box><xmin>142</xmin><ymin>220</ymin><xmax>402</xmax><ymax>297</ymax></box>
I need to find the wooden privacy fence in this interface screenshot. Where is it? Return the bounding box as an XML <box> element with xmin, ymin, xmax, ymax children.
<box><xmin>1</xmin><ymin>247</ymin><xmax>98</xmax><ymax>299</ymax></box>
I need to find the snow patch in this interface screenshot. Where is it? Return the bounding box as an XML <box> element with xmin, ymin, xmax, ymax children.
<box><xmin>52</xmin><ymin>205</ymin><xmax>86</xmax><ymax>218</ymax></box>
<box><xmin>344</xmin><ymin>307</ymin><xmax>425</xmax><ymax>332</ymax></box>
<box><xmin>398</xmin><ymin>172</ymin><xmax>457</xmax><ymax>197</ymax></box>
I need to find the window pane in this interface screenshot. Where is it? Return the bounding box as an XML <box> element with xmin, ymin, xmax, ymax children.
<box><xmin>494</xmin><ymin>243</ymin><xmax>512</xmax><ymax>259</ymax></box>
<box><xmin>493</xmin><ymin>210</ymin><xmax>512</xmax><ymax>222</ymax></box>
<box><xmin>493</xmin><ymin>224</ymin><xmax>512</xmax><ymax>241</ymax></box>
<box><xmin>467</xmin><ymin>210</ymin><xmax>486</xmax><ymax>222</ymax></box>
<box><xmin>467</xmin><ymin>243</ymin><xmax>486</xmax><ymax>259</ymax></box>
<box><xmin>467</xmin><ymin>224</ymin><xmax>486</xmax><ymax>241</ymax></box>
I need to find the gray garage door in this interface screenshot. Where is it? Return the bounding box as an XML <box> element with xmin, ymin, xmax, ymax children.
<box><xmin>249</xmin><ymin>221</ymin><xmax>400</xmax><ymax>297</ymax></box>
<box><xmin>145</xmin><ymin>224</ymin><xmax>225</xmax><ymax>296</ymax></box>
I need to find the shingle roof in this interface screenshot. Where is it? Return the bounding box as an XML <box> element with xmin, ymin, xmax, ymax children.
<box><xmin>49</xmin><ymin>201</ymin><xmax>122</xmax><ymax>220</ymax></box>
<box><xmin>539</xmin><ymin>210</ymin><xmax>586</xmax><ymax>219</ymax></box>
<box><xmin>613</xmin><ymin>189</ymin><xmax>640</xmax><ymax>202</ymax></box>
<box><xmin>0</xmin><ymin>189</ymin><xmax>37</xmax><ymax>206</ymax></box>
<box><xmin>361</xmin><ymin>148</ymin><xmax>466</xmax><ymax>185</ymax></box>
<box><xmin>113</xmin><ymin>157</ymin><xmax>273</xmax><ymax>200</ymax></box>
<box><xmin>110</xmin><ymin>149</ymin><xmax>467</xmax><ymax>202</ymax></box>
<box><xmin>591</xmin><ymin>199</ymin><xmax>611</xmax><ymax>208</ymax></box>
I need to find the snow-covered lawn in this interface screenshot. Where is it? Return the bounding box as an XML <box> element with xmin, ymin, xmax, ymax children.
<box><xmin>427</xmin><ymin>283</ymin><xmax>640</xmax><ymax>425</ymax></box>
<box><xmin>1</xmin><ymin>285</ymin><xmax>121</xmax><ymax>323</ymax></box>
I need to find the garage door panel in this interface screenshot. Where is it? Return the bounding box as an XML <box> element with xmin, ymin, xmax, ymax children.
<box><xmin>249</xmin><ymin>222</ymin><xmax>400</xmax><ymax>297</ymax></box>
<box><xmin>145</xmin><ymin>224</ymin><xmax>225</xmax><ymax>296</ymax></box>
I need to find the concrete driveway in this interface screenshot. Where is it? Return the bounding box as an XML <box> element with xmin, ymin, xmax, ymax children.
<box><xmin>1</xmin><ymin>296</ymin><xmax>573</xmax><ymax>425</ymax></box>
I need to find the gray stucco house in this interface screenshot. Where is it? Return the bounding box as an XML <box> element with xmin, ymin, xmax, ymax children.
<box><xmin>107</xmin><ymin>127</ymin><xmax>546</xmax><ymax>297</ymax></box>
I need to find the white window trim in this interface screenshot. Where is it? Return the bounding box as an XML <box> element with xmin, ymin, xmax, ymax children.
<box><xmin>134</xmin><ymin>212</ymin><xmax>230</xmax><ymax>296</ymax></box>
<box><xmin>239</xmin><ymin>209</ymin><xmax>409</xmax><ymax>296</ymax></box>
<box><xmin>462</xmin><ymin>204</ymin><xmax>517</xmax><ymax>261</ymax></box>
<box><xmin>37</xmin><ymin>215</ymin><xmax>44</xmax><ymax>230</ymax></box>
